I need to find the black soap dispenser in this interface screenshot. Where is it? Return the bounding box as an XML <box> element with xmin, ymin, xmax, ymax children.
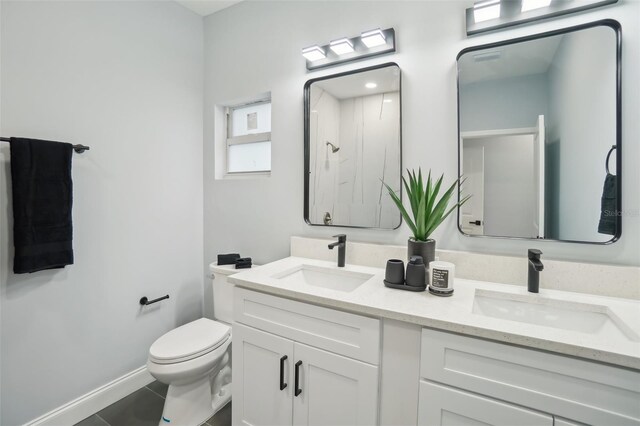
<box><xmin>406</xmin><ymin>255</ymin><xmax>426</xmax><ymax>289</ymax></box>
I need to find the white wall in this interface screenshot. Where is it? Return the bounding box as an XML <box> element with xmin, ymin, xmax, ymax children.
<box><xmin>0</xmin><ymin>2</ymin><xmax>204</xmax><ymax>425</ymax></box>
<box><xmin>547</xmin><ymin>27</ymin><xmax>616</xmax><ymax>243</ymax></box>
<box><xmin>202</xmin><ymin>1</ymin><xmax>640</xmax><ymax>317</ymax></box>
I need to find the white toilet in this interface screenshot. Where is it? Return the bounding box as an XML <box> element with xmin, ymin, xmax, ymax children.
<box><xmin>147</xmin><ymin>262</ymin><xmax>246</xmax><ymax>426</ymax></box>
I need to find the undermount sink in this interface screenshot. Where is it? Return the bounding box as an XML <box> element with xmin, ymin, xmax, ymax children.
<box><xmin>272</xmin><ymin>264</ymin><xmax>373</xmax><ymax>292</ymax></box>
<box><xmin>472</xmin><ymin>289</ymin><xmax>639</xmax><ymax>341</ymax></box>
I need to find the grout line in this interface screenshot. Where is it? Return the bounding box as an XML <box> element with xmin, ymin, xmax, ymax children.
<box><xmin>94</xmin><ymin>414</ymin><xmax>110</xmax><ymax>426</ymax></box>
<box><xmin>144</xmin><ymin>385</ymin><xmax>167</xmax><ymax>400</ymax></box>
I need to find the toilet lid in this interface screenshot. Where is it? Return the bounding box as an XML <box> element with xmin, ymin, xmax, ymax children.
<box><xmin>149</xmin><ymin>318</ymin><xmax>230</xmax><ymax>364</ymax></box>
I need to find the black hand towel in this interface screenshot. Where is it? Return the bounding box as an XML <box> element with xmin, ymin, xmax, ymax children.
<box><xmin>235</xmin><ymin>257</ymin><xmax>252</xmax><ymax>269</ymax></box>
<box><xmin>598</xmin><ymin>173</ymin><xmax>617</xmax><ymax>236</ymax></box>
<box><xmin>10</xmin><ymin>137</ymin><xmax>74</xmax><ymax>273</ymax></box>
<box><xmin>217</xmin><ymin>253</ymin><xmax>240</xmax><ymax>265</ymax></box>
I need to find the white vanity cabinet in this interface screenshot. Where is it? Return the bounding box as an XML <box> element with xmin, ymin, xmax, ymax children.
<box><xmin>418</xmin><ymin>381</ymin><xmax>553</xmax><ymax>425</ymax></box>
<box><xmin>229</xmin><ymin>269</ymin><xmax>640</xmax><ymax>426</ymax></box>
<box><xmin>232</xmin><ymin>288</ymin><xmax>380</xmax><ymax>426</ymax></box>
<box><xmin>232</xmin><ymin>324</ymin><xmax>293</xmax><ymax>426</ymax></box>
<box><xmin>418</xmin><ymin>328</ymin><xmax>640</xmax><ymax>426</ymax></box>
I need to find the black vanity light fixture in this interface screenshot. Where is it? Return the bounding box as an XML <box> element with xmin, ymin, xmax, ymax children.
<box><xmin>302</xmin><ymin>27</ymin><xmax>396</xmax><ymax>71</ymax></box>
<box><xmin>466</xmin><ymin>0</ymin><xmax>618</xmax><ymax>36</ymax></box>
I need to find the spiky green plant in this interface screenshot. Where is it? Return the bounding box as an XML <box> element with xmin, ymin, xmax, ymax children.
<box><xmin>383</xmin><ymin>168</ymin><xmax>470</xmax><ymax>241</ymax></box>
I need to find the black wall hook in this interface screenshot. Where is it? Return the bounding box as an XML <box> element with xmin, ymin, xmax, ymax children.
<box><xmin>140</xmin><ymin>295</ymin><xmax>169</xmax><ymax>306</ymax></box>
<box><xmin>605</xmin><ymin>145</ymin><xmax>617</xmax><ymax>175</ymax></box>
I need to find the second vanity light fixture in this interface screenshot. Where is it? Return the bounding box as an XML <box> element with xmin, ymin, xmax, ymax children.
<box><xmin>466</xmin><ymin>0</ymin><xmax>618</xmax><ymax>35</ymax></box>
<box><xmin>302</xmin><ymin>27</ymin><xmax>396</xmax><ymax>71</ymax></box>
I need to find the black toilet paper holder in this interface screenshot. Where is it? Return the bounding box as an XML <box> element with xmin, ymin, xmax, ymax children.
<box><xmin>139</xmin><ymin>295</ymin><xmax>169</xmax><ymax>306</ymax></box>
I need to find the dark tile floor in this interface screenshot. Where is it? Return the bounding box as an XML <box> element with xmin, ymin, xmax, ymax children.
<box><xmin>74</xmin><ymin>381</ymin><xmax>231</xmax><ymax>426</ymax></box>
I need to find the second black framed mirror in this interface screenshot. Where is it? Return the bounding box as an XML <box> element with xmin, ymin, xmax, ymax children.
<box><xmin>457</xmin><ymin>20</ymin><xmax>621</xmax><ymax>244</ymax></box>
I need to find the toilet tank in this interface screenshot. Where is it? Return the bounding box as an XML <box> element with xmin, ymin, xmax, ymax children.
<box><xmin>209</xmin><ymin>262</ymin><xmax>258</xmax><ymax>324</ymax></box>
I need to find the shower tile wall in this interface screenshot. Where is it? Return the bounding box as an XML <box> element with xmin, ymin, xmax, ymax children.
<box><xmin>309</xmin><ymin>88</ymin><xmax>400</xmax><ymax>228</ymax></box>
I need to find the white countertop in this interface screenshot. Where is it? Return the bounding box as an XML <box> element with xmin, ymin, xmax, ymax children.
<box><xmin>229</xmin><ymin>256</ymin><xmax>640</xmax><ymax>370</ymax></box>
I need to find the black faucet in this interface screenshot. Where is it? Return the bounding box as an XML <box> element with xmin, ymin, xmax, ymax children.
<box><xmin>527</xmin><ymin>249</ymin><xmax>544</xmax><ymax>293</ymax></box>
<box><xmin>328</xmin><ymin>234</ymin><xmax>347</xmax><ymax>267</ymax></box>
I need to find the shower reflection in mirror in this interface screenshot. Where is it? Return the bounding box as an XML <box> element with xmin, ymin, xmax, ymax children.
<box><xmin>305</xmin><ymin>63</ymin><xmax>402</xmax><ymax>229</ymax></box>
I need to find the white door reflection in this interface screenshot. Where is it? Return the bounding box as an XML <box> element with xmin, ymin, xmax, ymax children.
<box><xmin>461</xmin><ymin>115</ymin><xmax>545</xmax><ymax>239</ymax></box>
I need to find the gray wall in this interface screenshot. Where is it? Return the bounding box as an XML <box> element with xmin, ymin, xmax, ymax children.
<box><xmin>203</xmin><ymin>0</ymin><xmax>640</xmax><ymax>318</ymax></box>
<box><xmin>547</xmin><ymin>27</ymin><xmax>616</xmax><ymax>242</ymax></box>
<box><xmin>460</xmin><ymin>73</ymin><xmax>549</xmax><ymax>132</ymax></box>
<box><xmin>0</xmin><ymin>2</ymin><xmax>204</xmax><ymax>424</ymax></box>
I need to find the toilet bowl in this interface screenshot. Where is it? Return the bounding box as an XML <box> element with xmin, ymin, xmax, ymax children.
<box><xmin>147</xmin><ymin>318</ymin><xmax>232</xmax><ymax>426</ymax></box>
<box><xmin>146</xmin><ymin>262</ymin><xmax>251</xmax><ymax>426</ymax></box>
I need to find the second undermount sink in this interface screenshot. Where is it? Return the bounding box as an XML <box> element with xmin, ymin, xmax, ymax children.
<box><xmin>272</xmin><ymin>264</ymin><xmax>373</xmax><ymax>292</ymax></box>
<box><xmin>472</xmin><ymin>289</ymin><xmax>639</xmax><ymax>341</ymax></box>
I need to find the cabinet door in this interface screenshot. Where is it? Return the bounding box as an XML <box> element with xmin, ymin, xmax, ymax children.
<box><xmin>232</xmin><ymin>324</ymin><xmax>294</xmax><ymax>426</ymax></box>
<box><xmin>418</xmin><ymin>381</ymin><xmax>553</xmax><ymax>426</ymax></box>
<box><xmin>292</xmin><ymin>342</ymin><xmax>378</xmax><ymax>426</ymax></box>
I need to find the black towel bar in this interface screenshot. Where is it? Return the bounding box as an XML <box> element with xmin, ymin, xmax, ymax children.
<box><xmin>140</xmin><ymin>295</ymin><xmax>169</xmax><ymax>306</ymax></box>
<box><xmin>0</xmin><ymin>137</ymin><xmax>90</xmax><ymax>153</ymax></box>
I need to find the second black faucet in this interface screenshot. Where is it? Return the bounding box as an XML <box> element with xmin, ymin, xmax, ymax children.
<box><xmin>328</xmin><ymin>234</ymin><xmax>347</xmax><ymax>267</ymax></box>
<box><xmin>527</xmin><ymin>249</ymin><xmax>544</xmax><ymax>293</ymax></box>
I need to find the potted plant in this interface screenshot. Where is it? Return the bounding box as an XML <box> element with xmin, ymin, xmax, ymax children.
<box><xmin>383</xmin><ymin>168</ymin><xmax>470</xmax><ymax>274</ymax></box>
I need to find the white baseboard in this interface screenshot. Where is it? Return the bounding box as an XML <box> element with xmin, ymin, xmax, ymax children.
<box><xmin>25</xmin><ymin>366</ymin><xmax>155</xmax><ymax>426</ymax></box>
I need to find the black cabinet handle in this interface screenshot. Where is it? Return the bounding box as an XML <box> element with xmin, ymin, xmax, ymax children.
<box><xmin>279</xmin><ymin>355</ymin><xmax>288</xmax><ymax>390</ymax></box>
<box><xmin>469</xmin><ymin>220</ymin><xmax>482</xmax><ymax>226</ymax></box>
<box><xmin>294</xmin><ymin>360</ymin><xmax>302</xmax><ymax>396</ymax></box>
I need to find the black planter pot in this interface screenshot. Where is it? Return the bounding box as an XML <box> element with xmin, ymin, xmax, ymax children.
<box><xmin>407</xmin><ymin>238</ymin><xmax>435</xmax><ymax>285</ymax></box>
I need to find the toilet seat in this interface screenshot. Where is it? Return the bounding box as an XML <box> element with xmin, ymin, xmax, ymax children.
<box><xmin>149</xmin><ymin>318</ymin><xmax>230</xmax><ymax>364</ymax></box>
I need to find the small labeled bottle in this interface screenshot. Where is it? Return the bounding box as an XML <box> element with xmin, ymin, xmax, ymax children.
<box><xmin>428</xmin><ymin>261</ymin><xmax>455</xmax><ymax>296</ymax></box>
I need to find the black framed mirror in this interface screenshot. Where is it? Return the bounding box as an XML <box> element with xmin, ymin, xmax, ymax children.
<box><xmin>304</xmin><ymin>62</ymin><xmax>402</xmax><ymax>229</ymax></box>
<box><xmin>457</xmin><ymin>20</ymin><xmax>621</xmax><ymax>244</ymax></box>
